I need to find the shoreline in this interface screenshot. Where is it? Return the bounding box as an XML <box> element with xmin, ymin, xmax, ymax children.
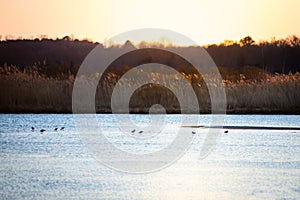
<box><xmin>1</xmin><ymin>109</ymin><xmax>300</xmax><ymax>115</ymax></box>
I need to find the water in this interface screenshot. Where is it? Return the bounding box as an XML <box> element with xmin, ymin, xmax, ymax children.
<box><xmin>0</xmin><ymin>114</ymin><xmax>299</xmax><ymax>199</ymax></box>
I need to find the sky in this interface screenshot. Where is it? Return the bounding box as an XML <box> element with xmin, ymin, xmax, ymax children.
<box><xmin>1</xmin><ymin>0</ymin><xmax>300</xmax><ymax>45</ymax></box>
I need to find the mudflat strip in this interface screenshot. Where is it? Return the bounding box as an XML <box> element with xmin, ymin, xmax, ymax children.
<box><xmin>181</xmin><ymin>125</ymin><xmax>300</xmax><ymax>130</ymax></box>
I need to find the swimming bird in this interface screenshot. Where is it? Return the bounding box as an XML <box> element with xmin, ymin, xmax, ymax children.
<box><xmin>192</xmin><ymin>131</ymin><xmax>196</xmax><ymax>134</ymax></box>
<box><xmin>224</xmin><ymin>130</ymin><xmax>229</xmax><ymax>133</ymax></box>
<box><xmin>40</xmin><ymin>129</ymin><xmax>46</xmax><ymax>133</ymax></box>
<box><xmin>60</xmin><ymin>127</ymin><xmax>65</xmax><ymax>130</ymax></box>
<box><xmin>139</xmin><ymin>131</ymin><xmax>143</xmax><ymax>134</ymax></box>
<box><xmin>31</xmin><ymin>127</ymin><xmax>35</xmax><ymax>131</ymax></box>
<box><xmin>131</xmin><ymin>129</ymin><xmax>136</xmax><ymax>133</ymax></box>
<box><xmin>54</xmin><ymin>128</ymin><xmax>58</xmax><ymax>131</ymax></box>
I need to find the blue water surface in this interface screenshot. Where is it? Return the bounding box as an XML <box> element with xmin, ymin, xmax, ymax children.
<box><xmin>0</xmin><ymin>114</ymin><xmax>299</xmax><ymax>199</ymax></box>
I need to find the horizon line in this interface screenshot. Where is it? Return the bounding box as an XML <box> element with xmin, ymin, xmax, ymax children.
<box><xmin>1</xmin><ymin>34</ymin><xmax>300</xmax><ymax>47</ymax></box>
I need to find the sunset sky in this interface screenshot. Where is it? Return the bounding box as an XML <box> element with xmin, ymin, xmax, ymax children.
<box><xmin>1</xmin><ymin>0</ymin><xmax>300</xmax><ymax>45</ymax></box>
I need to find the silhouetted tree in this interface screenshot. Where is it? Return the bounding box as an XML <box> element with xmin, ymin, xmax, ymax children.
<box><xmin>239</xmin><ymin>36</ymin><xmax>255</xmax><ymax>46</ymax></box>
<box><xmin>287</xmin><ymin>35</ymin><xmax>300</xmax><ymax>47</ymax></box>
<box><xmin>0</xmin><ymin>35</ymin><xmax>299</xmax><ymax>75</ymax></box>
<box><xmin>62</xmin><ymin>36</ymin><xmax>71</xmax><ymax>41</ymax></box>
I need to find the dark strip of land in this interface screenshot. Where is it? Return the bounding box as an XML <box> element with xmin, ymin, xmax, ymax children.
<box><xmin>181</xmin><ymin>125</ymin><xmax>300</xmax><ymax>130</ymax></box>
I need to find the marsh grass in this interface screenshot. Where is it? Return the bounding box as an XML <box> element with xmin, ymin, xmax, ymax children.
<box><xmin>0</xmin><ymin>65</ymin><xmax>299</xmax><ymax>113</ymax></box>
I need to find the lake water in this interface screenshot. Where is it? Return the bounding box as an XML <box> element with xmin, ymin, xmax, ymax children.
<box><xmin>1</xmin><ymin>114</ymin><xmax>299</xmax><ymax>199</ymax></box>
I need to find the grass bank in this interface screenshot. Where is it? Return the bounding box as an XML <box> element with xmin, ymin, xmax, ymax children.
<box><xmin>0</xmin><ymin>65</ymin><xmax>299</xmax><ymax>114</ymax></box>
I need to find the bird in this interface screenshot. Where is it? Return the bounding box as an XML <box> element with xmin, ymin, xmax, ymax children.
<box><xmin>192</xmin><ymin>131</ymin><xmax>196</xmax><ymax>134</ymax></box>
<box><xmin>31</xmin><ymin>127</ymin><xmax>35</xmax><ymax>131</ymax></box>
<box><xmin>40</xmin><ymin>129</ymin><xmax>46</xmax><ymax>133</ymax></box>
<box><xmin>54</xmin><ymin>128</ymin><xmax>58</xmax><ymax>131</ymax></box>
<box><xmin>131</xmin><ymin>129</ymin><xmax>136</xmax><ymax>133</ymax></box>
<box><xmin>60</xmin><ymin>127</ymin><xmax>65</xmax><ymax>130</ymax></box>
<box><xmin>138</xmin><ymin>131</ymin><xmax>143</xmax><ymax>134</ymax></box>
<box><xmin>224</xmin><ymin>130</ymin><xmax>229</xmax><ymax>133</ymax></box>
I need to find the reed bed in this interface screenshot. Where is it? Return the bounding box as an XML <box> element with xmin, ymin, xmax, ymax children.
<box><xmin>0</xmin><ymin>65</ymin><xmax>299</xmax><ymax>114</ymax></box>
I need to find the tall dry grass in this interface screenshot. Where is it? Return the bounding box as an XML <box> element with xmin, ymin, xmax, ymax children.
<box><xmin>224</xmin><ymin>72</ymin><xmax>300</xmax><ymax>113</ymax></box>
<box><xmin>0</xmin><ymin>65</ymin><xmax>73</xmax><ymax>113</ymax></box>
<box><xmin>0</xmin><ymin>65</ymin><xmax>299</xmax><ymax>113</ymax></box>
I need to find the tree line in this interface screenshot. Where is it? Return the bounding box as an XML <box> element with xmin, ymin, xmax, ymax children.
<box><xmin>0</xmin><ymin>35</ymin><xmax>299</xmax><ymax>78</ymax></box>
<box><xmin>206</xmin><ymin>35</ymin><xmax>300</xmax><ymax>73</ymax></box>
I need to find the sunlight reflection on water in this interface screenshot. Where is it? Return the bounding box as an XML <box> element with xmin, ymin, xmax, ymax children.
<box><xmin>0</xmin><ymin>114</ymin><xmax>299</xmax><ymax>199</ymax></box>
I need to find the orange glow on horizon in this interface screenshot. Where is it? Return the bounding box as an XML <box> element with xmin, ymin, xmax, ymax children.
<box><xmin>0</xmin><ymin>0</ymin><xmax>299</xmax><ymax>45</ymax></box>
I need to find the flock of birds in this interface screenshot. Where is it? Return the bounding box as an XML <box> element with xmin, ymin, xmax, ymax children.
<box><xmin>131</xmin><ymin>129</ymin><xmax>143</xmax><ymax>134</ymax></box>
<box><xmin>31</xmin><ymin>126</ymin><xmax>65</xmax><ymax>133</ymax></box>
<box><xmin>31</xmin><ymin>127</ymin><xmax>229</xmax><ymax>135</ymax></box>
